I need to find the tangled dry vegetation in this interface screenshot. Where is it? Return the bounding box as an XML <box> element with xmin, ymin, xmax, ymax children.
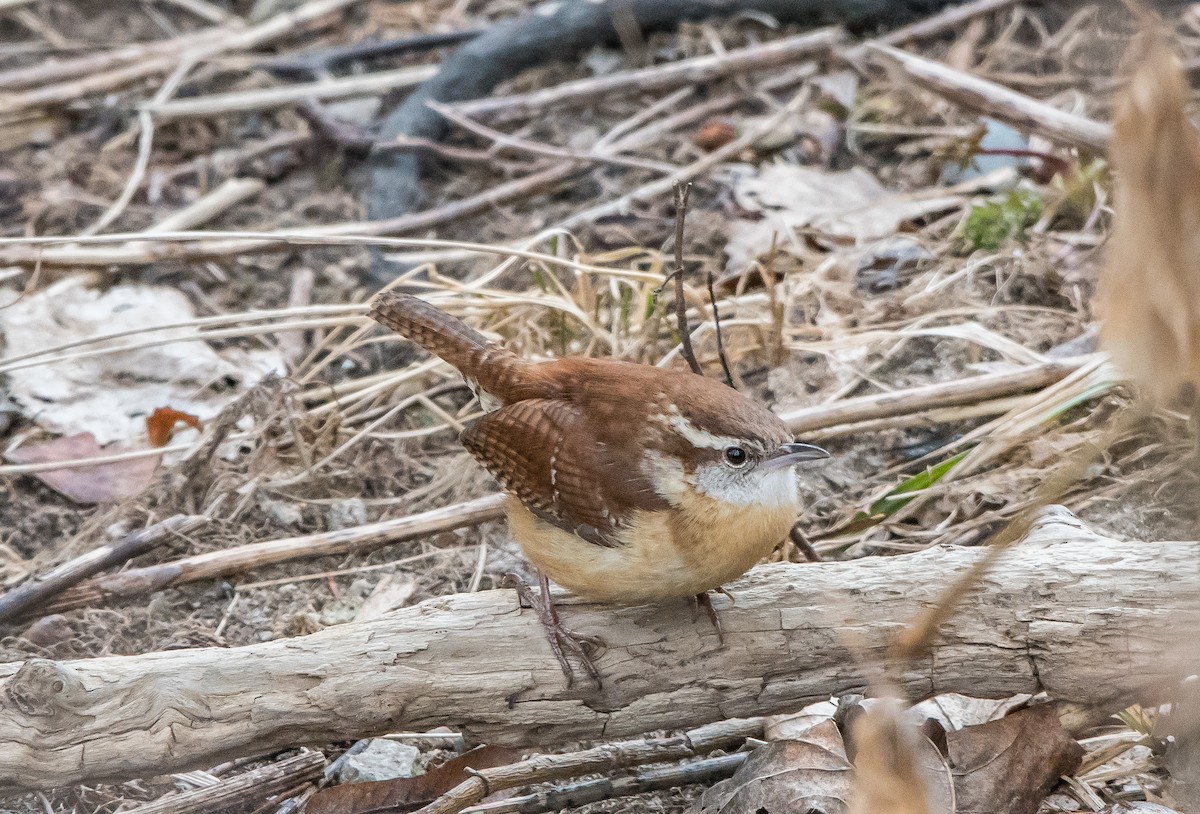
<box><xmin>0</xmin><ymin>0</ymin><xmax>1199</xmax><ymax>811</ymax></box>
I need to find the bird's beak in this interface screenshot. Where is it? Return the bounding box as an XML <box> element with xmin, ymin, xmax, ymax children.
<box><xmin>761</xmin><ymin>441</ymin><xmax>830</xmax><ymax>471</ymax></box>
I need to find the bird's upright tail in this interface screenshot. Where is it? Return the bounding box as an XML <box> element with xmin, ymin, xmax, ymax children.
<box><xmin>369</xmin><ymin>292</ymin><xmax>536</xmax><ymax>404</ymax></box>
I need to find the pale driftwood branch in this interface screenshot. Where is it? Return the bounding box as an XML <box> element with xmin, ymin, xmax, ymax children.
<box><xmin>38</xmin><ymin>494</ymin><xmax>506</xmax><ymax>616</ymax></box>
<box><xmin>0</xmin><ymin>507</ymin><xmax>1195</xmax><ymax>792</ymax></box>
<box><xmin>866</xmin><ymin>43</ymin><xmax>1112</xmax><ymax>151</ymax></box>
<box><xmin>449</xmin><ymin>28</ymin><xmax>842</xmax><ymax>121</ymax></box>
<box><xmin>0</xmin><ymin>515</ymin><xmax>207</xmax><ymax>623</ymax></box>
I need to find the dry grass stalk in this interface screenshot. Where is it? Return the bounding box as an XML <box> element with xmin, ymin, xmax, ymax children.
<box><xmin>1098</xmin><ymin>23</ymin><xmax>1200</xmax><ymax>410</ymax></box>
<box><xmin>848</xmin><ymin>699</ymin><xmax>937</xmax><ymax>814</ymax></box>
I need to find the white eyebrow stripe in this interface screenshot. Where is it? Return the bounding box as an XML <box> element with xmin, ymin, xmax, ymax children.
<box><xmin>668</xmin><ymin>413</ymin><xmax>741</xmax><ymax>451</ymax></box>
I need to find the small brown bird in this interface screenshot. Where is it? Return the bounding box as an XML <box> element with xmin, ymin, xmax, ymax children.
<box><xmin>370</xmin><ymin>293</ymin><xmax>827</xmax><ymax>681</ymax></box>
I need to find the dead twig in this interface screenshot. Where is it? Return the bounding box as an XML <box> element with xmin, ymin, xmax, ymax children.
<box><xmin>36</xmin><ymin>494</ymin><xmax>505</xmax><ymax>616</ymax></box>
<box><xmin>449</xmin><ymin>28</ymin><xmax>842</xmax><ymax>121</ymax></box>
<box><xmin>461</xmin><ymin>752</ymin><xmax>748</xmax><ymax>814</ymax></box>
<box><xmin>668</xmin><ymin>181</ymin><xmax>702</xmax><ymax>376</ymax></box>
<box><xmin>145</xmin><ymin>65</ymin><xmax>436</xmax><ymax>121</ymax></box>
<box><xmin>121</xmin><ymin>750</ymin><xmax>325</xmax><ymax>814</ymax></box>
<box><xmin>865</xmin><ymin>43</ymin><xmax>1111</xmax><ymax>151</ymax></box>
<box><xmin>0</xmin><ymin>515</ymin><xmax>207</xmax><ymax>624</ymax></box>
<box><xmin>416</xmin><ymin>719</ymin><xmax>762</xmax><ymax>814</ymax></box>
<box><xmin>0</xmin><ymin>0</ymin><xmax>363</xmax><ymax>114</ymax></box>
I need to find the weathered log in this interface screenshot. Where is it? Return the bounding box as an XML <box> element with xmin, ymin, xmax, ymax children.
<box><xmin>0</xmin><ymin>507</ymin><xmax>1195</xmax><ymax>792</ymax></box>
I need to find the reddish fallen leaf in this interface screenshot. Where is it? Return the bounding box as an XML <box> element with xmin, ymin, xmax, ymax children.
<box><xmin>947</xmin><ymin>703</ymin><xmax>1084</xmax><ymax>814</ymax></box>
<box><xmin>691</xmin><ymin>118</ymin><xmax>738</xmax><ymax>151</ymax></box>
<box><xmin>4</xmin><ymin>432</ymin><xmax>159</xmax><ymax>504</ymax></box>
<box><xmin>306</xmin><ymin>744</ymin><xmax>523</xmax><ymax>814</ymax></box>
<box><xmin>146</xmin><ymin>407</ymin><xmax>202</xmax><ymax>447</ymax></box>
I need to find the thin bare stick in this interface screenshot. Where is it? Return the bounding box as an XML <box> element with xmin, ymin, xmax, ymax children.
<box><xmin>0</xmin><ymin>0</ymin><xmax>362</xmax><ymax>114</ymax></box>
<box><xmin>789</xmin><ymin>526</ymin><xmax>823</xmax><ymax>563</ymax></box>
<box><xmin>416</xmin><ymin>719</ymin><xmax>761</xmax><ymax>814</ymax></box>
<box><xmin>706</xmin><ymin>269</ymin><xmax>734</xmax><ymax>387</ymax></box>
<box><xmin>147</xmin><ymin>178</ymin><xmax>266</xmax><ymax>233</ymax></box>
<box><xmin>0</xmin><ymin>515</ymin><xmax>207</xmax><ymax>623</ymax></box>
<box><xmin>866</xmin><ymin>43</ymin><xmax>1112</xmax><ymax>151</ymax></box>
<box><xmin>450</xmin><ymin>28</ymin><xmax>842</xmax><ymax>120</ymax></box>
<box><xmin>146</xmin><ymin>65</ymin><xmax>436</xmax><ymax>121</ymax></box>
<box><xmin>779</xmin><ymin>359</ymin><xmax>1084</xmax><ymax>433</ymax></box>
<box><xmin>427</xmin><ymin>100</ymin><xmax>677</xmax><ymax>174</ymax></box>
<box><xmin>0</xmin><ymin>28</ymin><xmax>226</xmax><ymax>90</ymax></box>
<box><xmin>37</xmin><ymin>494</ymin><xmax>506</xmax><ymax>616</ymax></box>
<box><xmin>670</xmin><ymin>182</ymin><xmax>701</xmax><ymax>376</ymax></box>
<box><xmin>83</xmin><ymin>57</ymin><xmax>195</xmax><ymax>235</ymax></box>
<box><xmin>875</xmin><ymin>0</ymin><xmax>1022</xmax><ymax>46</ymax></box>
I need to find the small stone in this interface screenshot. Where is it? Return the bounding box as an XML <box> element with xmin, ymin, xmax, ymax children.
<box><xmin>335</xmin><ymin>739</ymin><xmax>422</xmax><ymax>784</ymax></box>
<box><xmin>22</xmin><ymin>614</ymin><xmax>74</xmax><ymax>647</ymax></box>
<box><xmin>324</xmin><ymin>98</ymin><xmax>380</xmax><ymax>126</ymax></box>
<box><xmin>260</xmin><ymin>499</ymin><xmax>303</xmax><ymax>527</ymax></box>
<box><xmin>856</xmin><ymin>236</ymin><xmax>935</xmax><ymax>293</ymax></box>
<box><xmin>328</xmin><ymin>498</ymin><xmax>367</xmax><ymax>530</ymax></box>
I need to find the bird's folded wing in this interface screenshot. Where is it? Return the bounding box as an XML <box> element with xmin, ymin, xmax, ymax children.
<box><xmin>460</xmin><ymin>399</ymin><xmax>667</xmax><ymax>547</ymax></box>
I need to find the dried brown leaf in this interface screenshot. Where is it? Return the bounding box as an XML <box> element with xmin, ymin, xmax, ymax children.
<box><xmin>4</xmin><ymin>432</ymin><xmax>159</xmax><ymax>504</ymax></box>
<box><xmin>690</xmin><ymin>719</ymin><xmax>853</xmax><ymax>814</ymax></box>
<box><xmin>947</xmin><ymin>703</ymin><xmax>1084</xmax><ymax>814</ymax></box>
<box><xmin>1098</xmin><ymin>25</ymin><xmax>1200</xmax><ymax>407</ymax></box>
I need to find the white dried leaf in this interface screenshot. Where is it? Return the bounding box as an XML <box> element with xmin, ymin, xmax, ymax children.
<box><xmin>0</xmin><ymin>276</ymin><xmax>284</xmax><ymax>445</ymax></box>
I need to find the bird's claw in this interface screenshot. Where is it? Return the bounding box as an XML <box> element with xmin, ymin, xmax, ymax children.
<box><xmin>502</xmin><ymin>571</ymin><xmax>603</xmax><ymax>688</ymax></box>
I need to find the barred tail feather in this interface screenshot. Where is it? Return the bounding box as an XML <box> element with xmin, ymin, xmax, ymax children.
<box><xmin>368</xmin><ymin>292</ymin><xmax>535</xmax><ymax>404</ymax></box>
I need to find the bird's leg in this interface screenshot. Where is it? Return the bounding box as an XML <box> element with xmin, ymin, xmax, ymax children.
<box><xmin>502</xmin><ymin>571</ymin><xmax>603</xmax><ymax>687</ymax></box>
<box><xmin>693</xmin><ymin>590</ymin><xmax>726</xmax><ymax>645</ymax></box>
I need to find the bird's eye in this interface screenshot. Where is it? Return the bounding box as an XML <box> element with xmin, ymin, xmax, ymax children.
<box><xmin>723</xmin><ymin>446</ymin><xmax>749</xmax><ymax>467</ymax></box>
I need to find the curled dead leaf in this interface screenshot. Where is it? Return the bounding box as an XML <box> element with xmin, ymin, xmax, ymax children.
<box><xmin>690</xmin><ymin>719</ymin><xmax>853</xmax><ymax>814</ymax></box>
<box><xmin>146</xmin><ymin>407</ymin><xmax>203</xmax><ymax>447</ymax></box>
<box><xmin>947</xmin><ymin>703</ymin><xmax>1084</xmax><ymax>814</ymax></box>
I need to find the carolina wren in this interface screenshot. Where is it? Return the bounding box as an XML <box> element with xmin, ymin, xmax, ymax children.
<box><xmin>370</xmin><ymin>293</ymin><xmax>828</xmax><ymax>679</ymax></box>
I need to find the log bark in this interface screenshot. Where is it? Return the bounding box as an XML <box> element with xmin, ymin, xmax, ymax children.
<box><xmin>0</xmin><ymin>507</ymin><xmax>1196</xmax><ymax>792</ymax></box>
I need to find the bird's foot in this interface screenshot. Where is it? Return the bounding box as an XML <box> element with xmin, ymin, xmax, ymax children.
<box><xmin>502</xmin><ymin>571</ymin><xmax>603</xmax><ymax>688</ymax></box>
<box><xmin>692</xmin><ymin>590</ymin><xmax>728</xmax><ymax>645</ymax></box>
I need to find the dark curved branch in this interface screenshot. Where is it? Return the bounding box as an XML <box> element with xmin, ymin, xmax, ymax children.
<box><xmin>364</xmin><ymin>0</ymin><xmax>963</xmax><ymax>282</ymax></box>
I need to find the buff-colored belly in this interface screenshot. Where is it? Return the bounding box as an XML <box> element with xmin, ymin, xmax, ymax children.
<box><xmin>504</xmin><ymin>496</ymin><xmax>797</xmax><ymax>603</ymax></box>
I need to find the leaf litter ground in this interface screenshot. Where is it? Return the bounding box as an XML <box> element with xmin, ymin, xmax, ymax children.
<box><xmin>0</xmin><ymin>0</ymin><xmax>1198</xmax><ymax>811</ymax></box>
